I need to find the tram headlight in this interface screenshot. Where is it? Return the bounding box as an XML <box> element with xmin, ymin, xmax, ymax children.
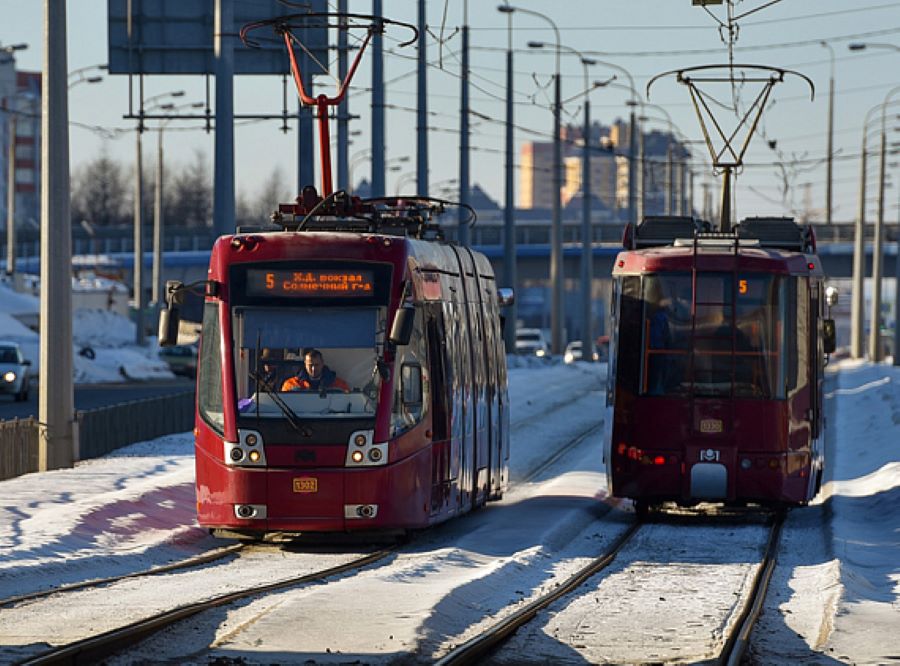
<box><xmin>249</xmin><ymin>450</ymin><xmax>261</xmax><ymax>463</ymax></box>
<box><xmin>351</xmin><ymin>450</ymin><xmax>364</xmax><ymax>463</ymax></box>
<box><xmin>355</xmin><ymin>434</ymin><xmax>367</xmax><ymax>447</ymax></box>
<box><xmin>741</xmin><ymin>458</ymin><xmax>752</xmax><ymax>470</ymax></box>
<box><xmin>230</xmin><ymin>448</ymin><xmax>245</xmax><ymax>462</ymax></box>
<box><xmin>246</xmin><ymin>434</ymin><xmax>258</xmax><ymax>446</ymax></box>
<box><xmin>3</xmin><ymin>371</ymin><xmax>15</xmax><ymax>383</ymax></box>
<box><xmin>369</xmin><ymin>448</ymin><xmax>383</xmax><ymax>462</ymax></box>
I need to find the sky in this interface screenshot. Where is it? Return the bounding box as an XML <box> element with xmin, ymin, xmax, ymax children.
<box><xmin>0</xmin><ymin>338</ymin><xmax>897</xmax><ymax>662</ymax></box>
<box><xmin>2</xmin><ymin>1</ymin><xmax>900</xmax><ymax>223</ymax></box>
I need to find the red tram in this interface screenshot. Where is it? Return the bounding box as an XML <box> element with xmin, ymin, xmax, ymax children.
<box><xmin>604</xmin><ymin>216</ymin><xmax>836</xmax><ymax>513</ymax></box>
<box><xmin>162</xmin><ymin>201</ymin><xmax>512</xmax><ymax>538</ymax></box>
<box><xmin>157</xmin><ymin>12</ymin><xmax>512</xmax><ymax>539</ymax></box>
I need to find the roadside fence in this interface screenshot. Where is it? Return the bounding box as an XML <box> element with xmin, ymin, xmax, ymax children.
<box><xmin>0</xmin><ymin>390</ymin><xmax>195</xmax><ymax>481</ymax></box>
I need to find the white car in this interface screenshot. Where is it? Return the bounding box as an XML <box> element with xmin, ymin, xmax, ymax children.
<box><xmin>564</xmin><ymin>340</ymin><xmax>599</xmax><ymax>364</ymax></box>
<box><xmin>515</xmin><ymin>328</ymin><xmax>550</xmax><ymax>357</ymax></box>
<box><xmin>0</xmin><ymin>341</ymin><xmax>31</xmax><ymax>402</ymax></box>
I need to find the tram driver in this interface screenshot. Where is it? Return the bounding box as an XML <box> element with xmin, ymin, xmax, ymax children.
<box><xmin>281</xmin><ymin>348</ymin><xmax>350</xmax><ymax>393</ymax></box>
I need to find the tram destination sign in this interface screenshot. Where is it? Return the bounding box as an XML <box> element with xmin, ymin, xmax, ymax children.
<box><xmin>247</xmin><ymin>269</ymin><xmax>375</xmax><ymax>298</ymax></box>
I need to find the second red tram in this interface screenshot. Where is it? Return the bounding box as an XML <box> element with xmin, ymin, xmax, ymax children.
<box><xmin>163</xmin><ymin>200</ymin><xmax>511</xmax><ymax>538</ymax></box>
<box><xmin>604</xmin><ymin>216</ymin><xmax>836</xmax><ymax>513</ymax></box>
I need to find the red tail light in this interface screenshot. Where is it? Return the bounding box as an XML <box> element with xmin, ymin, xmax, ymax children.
<box><xmin>653</xmin><ymin>455</ymin><xmax>666</xmax><ymax>466</ymax></box>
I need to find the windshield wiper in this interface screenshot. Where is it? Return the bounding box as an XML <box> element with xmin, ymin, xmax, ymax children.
<box><xmin>248</xmin><ymin>369</ymin><xmax>309</xmax><ymax>435</ymax></box>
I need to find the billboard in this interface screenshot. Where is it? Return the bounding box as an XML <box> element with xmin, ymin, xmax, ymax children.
<box><xmin>108</xmin><ymin>0</ymin><xmax>328</xmax><ymax>75</ymax></box>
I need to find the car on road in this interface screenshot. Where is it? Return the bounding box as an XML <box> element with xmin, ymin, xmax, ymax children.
<box><xmin>515</xmin><ymin>328</ymin><xmax>550</xmax><ymax>357</ymax></box>
<box><xmin>563</xmin><ymin>340</ymin><xmax>600</xmax><ymax>364</ymax></box>
<box><xmin>0</xmin><ymin>341</ymin><xmax>31</xmax><ymax>402</ymax></box>
<box><xmin>158</xmin><ymin>343</ymin><xmax>198</xmax><ymax>378</ymax></box>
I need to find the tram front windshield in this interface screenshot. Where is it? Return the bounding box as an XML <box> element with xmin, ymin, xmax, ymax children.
<box><xmin>641</xmin><ymin>272</ymin><xmax>787</xmax><ymax>398</ymax></box>
<box><xmin>232</xmin><ymin>307</ymin><xmax>384</xmax><ymax>418</ymax></box>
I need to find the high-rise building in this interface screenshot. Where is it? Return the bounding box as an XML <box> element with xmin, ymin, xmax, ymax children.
<box><xmin>520</xmin><ymin>118</ymin><xmax>691</xmax><ymax>219</ymax></box>
<box><xmin>1</xmin><ymin>64</ymin><xmax>41</xmax><ymax>236</ymax></box>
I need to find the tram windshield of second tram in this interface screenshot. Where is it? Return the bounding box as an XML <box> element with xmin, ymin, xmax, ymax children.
<box><xmin>641</xmin><ymin>272</ymin><xmax>788</xmax><ymax>399</ymax></box>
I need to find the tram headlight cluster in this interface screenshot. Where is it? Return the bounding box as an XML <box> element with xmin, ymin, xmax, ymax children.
<box><xmin>344</xmin><ymin>429</ymin><xmax>387</xmax><ymax>467</ymax></box>
<box><xmin>225</xmin><ymin>429</ymin><xmax>268</xmax><ymax>467</ymax></box>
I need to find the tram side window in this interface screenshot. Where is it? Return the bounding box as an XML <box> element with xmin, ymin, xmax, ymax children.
<box><xmin>198</xmin><ymin>302</ymin><xmax>224</xmax><ymax>433</ymax></box>
<box><xmin>788</xmin><ymin>277</ymin><xmax>809</xmax><ymax>396</ymax></box>
<box><xmin>641</xmin><ymin>273</ymin><xmax>691</xmax><ymax>396</ymax></box>
<box><xmin>615</xmin><ymin>277</ymin><xmax>642</xmax><ymax>397</ymax></box>
<box><xmin>392</xmin><ymin>306</ymin><xmax>429</xmax><ymax>436</ymax></box>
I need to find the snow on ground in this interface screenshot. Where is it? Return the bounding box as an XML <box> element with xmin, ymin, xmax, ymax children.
<box><xmin>0</xmin><ymin>278</ymin><xmax>173</xmax><ymax>382</ymax></box>
<box><xmin>0</xmin><ymin>323</ymin><xmax>897</xmax><ymax>662</ymax></box>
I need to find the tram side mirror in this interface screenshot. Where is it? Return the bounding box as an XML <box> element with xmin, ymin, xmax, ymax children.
<box><xmin>497</xmin><ymin>287</ymin><xmax>515</xmax><ymax>307</ymax></box>
<box><xmin>389</xmin><ymin>304</ymin><xmax>416</xmax><ymax>346</ymax></box>
<box><xmin>823</xmin><ymin>319</ymin><xmax>837</xmax><ymax>355</ymax></box>
<box><xmin>158</xmin><ymin>280</ymin><xmax>184</xmax><ymax>347</ymax></box>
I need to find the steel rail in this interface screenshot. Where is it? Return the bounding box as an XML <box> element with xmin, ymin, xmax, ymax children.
<box><xmin>434</xmin><ymin>521</ymin><xmax>641</xmax><ymax>666</ymax></box>
<box><xmin>0</xmin><ymin>543</ymin><xmax>246</xmax><ymax>608</ymax></box>
<box><xmin>17</xmin><ymin>547</ymin><xmax>398</xmax><ymax>666</ymax></box>
<box><xmin>719</xmin><ymin>509</ymin><xmax>786</xmax><ymax>666</ymax></box>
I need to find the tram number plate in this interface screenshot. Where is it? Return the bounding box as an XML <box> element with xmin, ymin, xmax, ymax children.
<box><xmin>293</xmin><ymin>477</ymin><xmax>318</xmax><ymax>493</ymax></box>
<box><xmin>699</xmin><ymin>418</ymin><xmax>723</xmax><ymax>434</ymax></box>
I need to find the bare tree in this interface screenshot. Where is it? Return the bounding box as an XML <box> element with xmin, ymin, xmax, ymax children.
<box><xmin>169</xmin><ymin>151</ymin><xmax>213</xmax><ymax>228</ymax></box>
<box><xmin>237</xmin><ymin>165</ymin><xmax>291</xmax><ymax>226</ymax></box>
<box><xmin>70</xmin><ymin>147</ymin><xmax>130</xmax><ymax>227</ymax></box>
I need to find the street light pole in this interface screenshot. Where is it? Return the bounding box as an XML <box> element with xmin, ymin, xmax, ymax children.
<box><xmin>135</xmin><ymin>90</ymin><xmax>184</xmax><ymax>346</ymax></box>
<box><xmin>870</xmin><ymin>87</ymin><xmax>900</xmax><ymax>361</ymax></box>
<box><xmin>497</xmin><ymin>5</ymin><xmax>518</xmax><ymax>353</ymax></box>
<box><xmin>458</xmin><ymin>0</ymin><xmax>470</xmax><ymax>246</ymax></box>
<box><xmin>820</xmin><ymin>41</ymin><xmax>835</xmax><ymax>226</ymax></box>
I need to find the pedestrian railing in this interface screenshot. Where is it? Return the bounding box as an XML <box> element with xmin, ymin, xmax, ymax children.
<box><xmin>0</xmin><ymin>418</ymin><xmax>39</xmax><ymax>482</ymax></box>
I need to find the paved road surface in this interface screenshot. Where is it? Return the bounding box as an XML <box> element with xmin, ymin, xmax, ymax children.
<box><xmin>0</xmin><ymin>378</ymin><xmax>195</xmax><ymax>421</ymax></box>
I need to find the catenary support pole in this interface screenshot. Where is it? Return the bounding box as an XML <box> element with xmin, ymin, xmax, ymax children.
<box><xmin>39</xmin><ymin>0</ymin><xmax>75</xmax><ymax>470</ymax></box>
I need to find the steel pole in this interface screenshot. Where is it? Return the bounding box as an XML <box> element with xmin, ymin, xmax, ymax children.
<box><xmin>627</xmin><ymin>106</ymin><xmax>637</xmax><ymax>225</ymax></box>
<box><xmin>212</xmin><ymin>0</ymin><xmax>235</xmax><ymax>236</ymax></box>
<box><xmin>416</xmin><ymin>0</ymin><xmax>428</xmax><ymax>195</ymax></box>
<box><xmin>580</xmin><ymin>96</ymin><xmax>593</xmax><ymax>361</ymax></box>
<box><xmin>336</xmin><ymin>0</ymin><xmax>349</xmax><ymax>191</ymax></box>
<box><xmin>502</xmin><ymin>32</ymin><xmax>517</xmax><ymax>354</ymax></box>
<box><xmin>550</xmin><ymin>72</ymin><xmax>563</xmax><ymax>354</ymax></box>
<box><xmin>39</xmin><ymin>0</ymin><xmax>74</xmax><ymax>469</ymax></box>
<box><xmin>851</xmin><ymin>130</ymin><xmax>867</xmax><ymax>359</ymax></box>
<box><xmin>133</xmin><ymin>123</ymin><xmax>145</xmax><ymax>346</ymax></box>
<box><xmin>5</xmin><ymin>105</ymin><xmax>14</xmax><ymax>276</ymax></box>
<box><xmin>152</xmin><ymin>124</ymin><xmax>164</xmax><ymax>308</ymax></box>
<box><xmin>457</xmin><ymin>10</ymin><xmax>470</xmax><ymax>246</ymax></box>
<box><xmin>869</xmin><ymin>128</ymin><xmax>887</xmax><ymax>361</ymax></box>
<box><xmin>371</xmin><ymin>0</ymin><xmax>385</xmax><ymax>197</ymax></box>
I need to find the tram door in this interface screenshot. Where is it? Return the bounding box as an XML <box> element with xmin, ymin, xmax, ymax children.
<box><xmin>426</xmin><ymin>303</ymin><xmax>453</xmax><ymax>515</ymax></box>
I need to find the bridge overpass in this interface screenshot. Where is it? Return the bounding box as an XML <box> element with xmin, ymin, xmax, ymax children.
<box><xmin>5</xmin><ymin>220</ymin><xmax>897</xmax><ymax>339</ymax></box>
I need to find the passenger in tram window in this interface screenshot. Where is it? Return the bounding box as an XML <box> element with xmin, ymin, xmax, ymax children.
<box><xmin>281</xmin><ymin>348</ymin><xmax>350</xmax><ymax>393</ymax></box>
<box><xmin>256</xmin><ymin>348</ymin><xmax>283</xmax><ymax>391</ymax></box>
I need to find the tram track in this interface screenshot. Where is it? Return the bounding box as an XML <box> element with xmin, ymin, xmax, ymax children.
<box><xmin>0</xmin><ymin>542</ymin><xmax>246</xmax><ymax>608</ymax></box>
<box><xmin>434</xmin><ymin>508</ymin><xmax>786</xmax><ymax>665</ymax></box>
<box><xmin>12</xmin><ymin>547</ymin><xmax>398</xmax><ymax>666</ymax></box>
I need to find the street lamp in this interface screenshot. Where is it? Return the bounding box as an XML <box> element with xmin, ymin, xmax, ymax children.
<box><xmin>133</xmin><ymin>90</ymin><xmax>185</xmax><ymax>346</ymax></box>
<box><xmin>67</xmin><ymin>64</ymin><xmax>107</xmax><ymax>89</ymax></box>
<box><xmin>532</xmin><ymin>41</ymin><xmax>604</xmax><ymax>361</ymax></box>
<box><xmin>152</xmin><ymin>101</ymin><xmax>204</xmax><ymax>309</ymax></box>
<box><xmin>820</xmin><ymin>42</ymin><xmax>835</xmax><ymax>226</ymax></box>
<box><xmin>510</xmin><ymin>5</ymin><xmax>563</xmax><ymax>354</ymax></box>
<box><xmin>497</xmin><ymin>4</ymin><xmax>519</xmax><ymax>353</ymax></box>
